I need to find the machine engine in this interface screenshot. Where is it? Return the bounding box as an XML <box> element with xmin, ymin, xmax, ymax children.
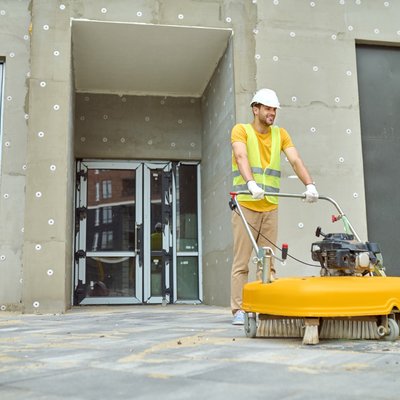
<box><xmin>311</xmin><ymin>227</ymin><xmax>381</xmax><ymax>276</ymax></box>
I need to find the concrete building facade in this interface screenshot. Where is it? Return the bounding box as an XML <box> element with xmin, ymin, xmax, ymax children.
<box><xmin>0</xmin><ymin>0</ymin><xmax>399</xmax><ymax>313</ymax></box>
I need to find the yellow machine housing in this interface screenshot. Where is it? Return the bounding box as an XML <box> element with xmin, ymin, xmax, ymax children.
<box><xmin>242</xmin><ymin>276</ymin><xmax>400</xmax><ymax>317</ymax></box>
<box><xmin>230</xmin><ymin>190</ymin><xmax>400</xmax><ymax>343</ymax></box>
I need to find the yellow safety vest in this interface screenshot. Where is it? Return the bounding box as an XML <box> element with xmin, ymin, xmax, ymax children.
<box><xmin>232</xmin><ymin>124</ymin><xmax>281</xmax><ymax>204</ymax></box>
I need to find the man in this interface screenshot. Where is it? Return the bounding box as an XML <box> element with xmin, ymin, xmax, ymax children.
<box><xmin>231</xmin><ymin>88</ymin><xmax>318</xmax><ymax>325</ymax></box>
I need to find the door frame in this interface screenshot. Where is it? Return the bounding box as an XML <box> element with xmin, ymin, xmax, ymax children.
<box><xmin>173</xmin><ymin>161</ymin><xmax>203</xmax><ymax>304</ymax></box>
<box><xmin>142</xmin><ymin>161</ymin><xmax>173</xmax><ymax>304</ymax></box>
<box><xmin>73</xmin><ymin>159</ymin><xmax>203</xmax><ymax>305</ymax></box>
<box><xmin>75</xmin><ymin>160</ymin><xmax>143</xmax><ymax>305</ymax></box>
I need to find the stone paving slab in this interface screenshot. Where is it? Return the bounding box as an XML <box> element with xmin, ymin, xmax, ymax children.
<box><xmin>1</xmin><ymin>305</ymin><xmax>400</xmax><ymax>400</ymax></box>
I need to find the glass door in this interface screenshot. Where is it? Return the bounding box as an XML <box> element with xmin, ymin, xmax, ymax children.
<box><xmin>73</xmin><ymin>160</ymin><xmax>202</xmax><ymax>305</ymax></box>
<box><xmin>74</xmin><ymin>161</ymin><xmax>143</xmax><ymax>304</ymax></box>
<box><xmin>143</xmin><ymin>162</ymin><xmax>173</xmax><ymax>304</ymax></box>
<box><xmin>174</xmin><ymin>163</ymin><xmax>202</xmax><ymax>303</ymax></box>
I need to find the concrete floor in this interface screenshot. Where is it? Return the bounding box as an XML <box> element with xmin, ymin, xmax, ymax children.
<box><xmin>1</xmin><ymin>305</ymin><xmax>399</xmax><ymax>400</ymax></box>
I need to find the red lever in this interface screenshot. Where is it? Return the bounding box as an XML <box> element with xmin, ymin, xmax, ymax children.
<box><xmin>332</xmin><ymin>215</ymin><xmax>338</xmax><ymax>223</ymax></box>
<box><xmin>282</xmin><ymin>243</ymin><xmax>288</xmax><ymax>260</ymax></box>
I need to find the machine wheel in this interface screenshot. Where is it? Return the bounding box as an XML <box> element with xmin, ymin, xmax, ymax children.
<box><xmin>384</xmin><ymin>318</ymin><xmax>399</xmax><ymax>341</ymax></box>
<box><xmin>244</xmin><ymin>313</ymin><xmax>257</xmax><ymax>338</ymax></box>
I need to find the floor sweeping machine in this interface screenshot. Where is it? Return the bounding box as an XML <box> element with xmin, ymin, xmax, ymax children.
<box><xmin>229</xmin><ymin>191</ymin><xmax>400</xmax><ymax>345</ymax></box>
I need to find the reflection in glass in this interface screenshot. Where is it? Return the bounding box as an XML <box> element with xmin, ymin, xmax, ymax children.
<box><xmin>150</xmin><ymin>169</ymin><xmax>162</xmax><ymax>244</ymax></box>
<box><xmin>151</xmin><ymin>256</ymin><xmax>162</xmax><ymax>297</ymax></box>
<box><xmin>177</xmin><ymin>257</ymin><xmax>199</xmax><ymax>300</ymax></box>
<box><xmin>150</xmin><ymin>169</ymin><xmax>163</xmax><ymax>297</ymax></box>
<box><xmin>103</xmin><ymin>206</ymin><xmax>112</xmax><ymax>224</ymax></box>
<box><xmin>176</xmin><ymin>165</ymin><xmax>198</xmax><ymax>252</ymax></box>
<box><xmin>102</xmin><ymin>180</ymin><xmax>112</xmax><ymax>198</ymax></box>
<box><xmin>86</xmin><ymin>169</ymin><xmax>135</xmax><ymax>252</ymax></box>
<box><xmin>85</xmin><ymin>256</ymin><xmax>135</xmax><ymax>297</ymax></box>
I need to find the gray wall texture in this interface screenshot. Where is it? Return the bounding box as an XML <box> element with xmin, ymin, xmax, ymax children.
<box><xmin>201</xmin><ymin>40</ymin><xmax>235</xmax><ymax>306</ymax></box>
<box><xmin>0</xmin><ymin>0</ymin><xmax>30</xmax><ymax>311</ymax></box>
<box><xmin>0</xmin><ymin>0</ymin><xmax>399</xmax><ymax>313</ymax></box>
<box><xmin>75</xmin><ymin>94</ymin><xmax>202</xmax><ymax>161</ymax></box>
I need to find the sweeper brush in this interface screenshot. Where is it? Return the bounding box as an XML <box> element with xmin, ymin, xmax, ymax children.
<box><xmin>229</xmin><ymin>191</ymin><xmax>400</xmax><ymax>345</ymax></box>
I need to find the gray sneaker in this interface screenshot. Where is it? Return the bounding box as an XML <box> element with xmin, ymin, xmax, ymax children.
<box><xmin>232</xmin><ymin>310</ymin><xmax>245</xmax><ymax>325</ymax></box>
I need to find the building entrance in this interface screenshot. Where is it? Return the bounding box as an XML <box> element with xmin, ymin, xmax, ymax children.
<box><xmin>74</xmin><ymin>160</ymin><xmax>201</xmax><ymax>305</ymax></box>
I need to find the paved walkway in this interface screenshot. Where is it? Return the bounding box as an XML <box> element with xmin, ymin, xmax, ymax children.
<box><xmin>1</xmin><ymin>305</ymin><xmax>400</xmax><ymax>400</ymax></box>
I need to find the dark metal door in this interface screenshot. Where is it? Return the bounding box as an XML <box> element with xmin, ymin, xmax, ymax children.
<box><xmin>356</xmin><ymin>44</ymin><xmax>400</xmax><ymax>275</ymax></box>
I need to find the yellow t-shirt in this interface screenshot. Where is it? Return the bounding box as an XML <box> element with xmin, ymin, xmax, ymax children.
<box><xmin>231</xmin><ymin>123</ymin><xmax>294</xmax><ymax>212</ymax></box>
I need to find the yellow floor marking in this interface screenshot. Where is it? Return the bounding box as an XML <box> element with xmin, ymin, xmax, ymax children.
<box><xmin>120</xmin><ymin>330</ymin><xmax>233</xmax><ymax>363</ymax></box>
<box><xmin>0</xmin><ymin>319</ymin><xmax>23</xmax><ymax>326</ymax></box>
<box><xmin>0</xmin><ymin>355</ymin><xmax>19</xmax><ymax>363</ymax></box>
<box><xmin>342</xmin><ymin>362</ymin><xmax>369</xmax><ymax>371</ymax></box>
<box><xmin>288</xmin><ymin>366</ymin><xmax>320</xmax><ymax>374</ymax></box>
<box><xmin>147</xmin><ymin>373</ymin><xmax>171</xmax><ymax>379</ymax></box>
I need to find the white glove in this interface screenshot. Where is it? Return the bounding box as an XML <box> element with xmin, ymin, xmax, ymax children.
<box><xmin>303</xmin><ymin>184</ymin><xmax>319</xmax><ymax>203</ymax></box>
<box><xmin>247</xmin><ymin>180</ymin><xmax>265</xmax><ymax>199</ymax></box>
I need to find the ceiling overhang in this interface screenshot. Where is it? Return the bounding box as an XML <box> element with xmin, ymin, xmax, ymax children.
<box><xmin>71</xmin><ymin>20</ymin><xmax>232</xmax><ymax>97</ymax></box>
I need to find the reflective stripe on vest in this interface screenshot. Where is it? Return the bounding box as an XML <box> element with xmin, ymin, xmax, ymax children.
<box><xmin>232</xmin><ymin>124</ymin><xmax>281</xmax><ymax>204</ymax></box>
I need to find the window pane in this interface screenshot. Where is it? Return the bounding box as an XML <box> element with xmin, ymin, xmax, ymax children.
<box><xmin>87</xmin><ymin>169</ymin><xmax>135</xmax><ymax>251</ymax></box>
<box><xmin>150</xmin><ymin>169</ymin><xmax>163</xmax><ymax>297</ymax></box>
<box><xmin>150</xmin><ymin>169</ymin><xmax>162</xmax><ymax>248</ymax></box>
<box><xmin>102</xmin><ymin>180</ymin><xmax>112</xmax><ymax>198</ymax></box>
<box><xmin>177</xmin><ymin>256</ymin><xmax>199</xmax><ymax>300</ymax></box>
<box><xmin>176</xmin><ymin>165</ymin><xmax>198</xmax><ymax>252</ymax></box>
<box><xmin>85</xmin><ymin>256</ymin><xmax>136</xmax><ymax>297</ymax></box>
<box><xmin>151</xmin><ymin>256</ymin><xmax>162</xmax><ymax>297</ymax></box>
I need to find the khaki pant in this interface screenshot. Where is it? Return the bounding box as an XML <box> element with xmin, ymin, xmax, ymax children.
<box><xmin>230</xmin><ymin>207</ymin><xmax>278</xmax><ymax>314</ymax></box>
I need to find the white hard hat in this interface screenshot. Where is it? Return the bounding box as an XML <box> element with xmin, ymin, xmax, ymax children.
<box><xmin>250</xmin><ymin>88</ymin><xmax>280</xmax><ymax>109</ymax></box>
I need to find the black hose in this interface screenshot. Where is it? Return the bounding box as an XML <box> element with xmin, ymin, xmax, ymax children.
<box><xmin>233</xmin><ymin>208</ymin><xmax>320</xmax><ymax>268</ymax></box>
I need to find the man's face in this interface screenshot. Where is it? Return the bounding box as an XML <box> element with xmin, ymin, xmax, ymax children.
<box><xmin>253</xmin><ymin>104</ymin><xmax>277</xmax><ymax>126</ymax></box>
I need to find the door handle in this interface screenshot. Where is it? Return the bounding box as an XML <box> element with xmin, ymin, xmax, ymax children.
<box><xmin>135</xmin><ymin>223</ymin><xmax>143</xmax><ymax>267</ymax></box>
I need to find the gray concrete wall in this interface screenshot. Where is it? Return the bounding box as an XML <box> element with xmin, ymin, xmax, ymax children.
<box><xmin>22</xmin><ymin>0</ymin><xmax>75</xmax><ymax>313</ymax></box>
<box><xmin>200</xmin><ymin>1</ymin><xmax>258</xmax><ymax>306</ymax></box>
<box><xmin>1</xmin><ymin>0</ymin><xmax>399</xmax><ymax>312</ymax></box>
<box><xmin>201</xmin><ymin>40</ymin><xmax>235</xmax><ymax>306</ymax></box>
<box><xmin>65</xmin><ymin>60</ymin><xmax>75</xmax><ymax>309</ymax></box>
<box><xmin>250</xmin><ymin>0</ymin><xmax>400</xmax><ymax>277</ymax></box>
<box><xmin>0</xmin><ymin>0</ymin><xmax>30</xmax><ymax>311</ymax></box>
<box><xmin>75</xmin><ymin>94</ymin><xmax>201</xmax><ymax>161</ymax></box>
